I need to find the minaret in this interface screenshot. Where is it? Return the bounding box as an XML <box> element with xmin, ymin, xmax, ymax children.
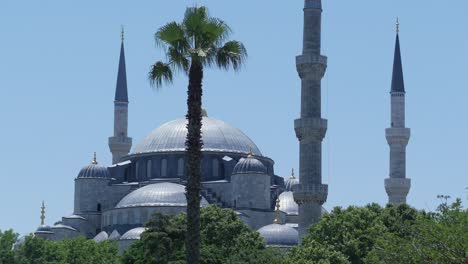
<box><xmin>293</xmin><ymin>0</ymin><xmax>328</xmax><ymax>239</ymax></box>
<box><xmin>108</xmin><ymin>28</ymin><xmax>132</xmax><ymax>164</ymax></box>
<box><xmin>385</xmin><ymin>18</ymin><xmax>411</xmax><ymax>204</ymax></box>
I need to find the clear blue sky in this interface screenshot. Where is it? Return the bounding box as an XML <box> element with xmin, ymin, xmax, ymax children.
<box><xmin>1</xmin><ymin>0</ymin><xmax>467</xmax><ymax>235</ymax></box>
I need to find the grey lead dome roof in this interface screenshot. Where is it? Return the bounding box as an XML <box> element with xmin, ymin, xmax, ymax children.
<box><xmin>232</xmin><ymin>156</ymin><xmax>267</xmax><ymax>175</ymax></box>
<box><xmin>133</xmin><ymin>117</ymin><xmax>262</xmax><ymax>156</ymax></box>
<box><xmin>116</xmin><ymin>182</ymin><xmax>209</xmax><ymax>208</ymax></box>
<box><xmin>278</xmin><ymin>191</ymin><xmax>298</xmax><ymax>215</ymax></box>
<box><xmin>120</xmin><ymin>227</ymin><xmax>146</xmax><ymax>240</ymax></box>
<box><xmin>257</xmin><ymin>224</ymin><xmax>299</xmax><ymax>247</ymax></box>
<box><xmin>77</xmin><ymin>163</ymin><xmax>110</xmax><ymax>179</ymax></box>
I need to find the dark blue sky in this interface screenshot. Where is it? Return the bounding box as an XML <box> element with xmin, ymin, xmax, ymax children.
<box><xmin>1</xmin><ymin>0</ymin><xmax>467</xmax><ymax>235</ymax></box>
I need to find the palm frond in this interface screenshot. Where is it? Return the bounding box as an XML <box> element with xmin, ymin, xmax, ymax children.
<box><xmin>168</xmin><ymin>47</ymin><xmax>189</xmax><ymax>74</ymax></box>
<box><xmin>149</xmin><ymin>61</ymin><xmax>173</xmax><ymax>88</ymax></box>
<box><xmin>203</xmin><ymin>18</ymin><xmax>231</xmax><ymax>46</ymax></box>
<box><xmin>183</xmin><ymin>6</ymin><xmax>209</xmax><ymax>44</ymax></box>
<box><xmin>215</xmin><ymin>41</ymin><xmax>247</xmax><ymax>71</ymax></box>
<box><xmin>155</xmin><ymin>22</ymin><xmax>189</xmax><ymax>52</ymax></box>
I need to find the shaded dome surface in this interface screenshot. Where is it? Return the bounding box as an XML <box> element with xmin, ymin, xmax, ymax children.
<box><xmin>36</xmin><ymin>225</ymin><xmax>53</xmax><ymax>233</ymax></box>
<box><xmin>77</xmin><ymin>163</ymin><xmax>110</xmax><ymax>179</ymax></box>
<box><xmin>133</xmin><ymin>117</ymin><xmax>262</xmax><ymax>156</ymax></box>
<box><xmin>109</xmin><ymin>230</ymin><xmax>121</xmax><ymax>240</ymax></box>
<box><xmin>285</xmin><ymin>177</ymin><xmax>299</xmax><ymax>191</ymax></box>
<box><xmin>232</xmin><ymin>156</ymin><xmax>267</xmax><ymax>175</ymax></box>
<box><xmin>257</xmin><ymin>224</ymin><xmax>299</xmax><ymax>246</ymax></box>
<box><xmin>278</xmin><ymin>191</ymin><xmax>298</xmax><ymax>215</ymax></box>
<box><xmin>93</xmin><ymin>231</ymin><xmax>108</xmax><ymax>242</ymax></box>
<box><xmin>116</xmin><ymin>182</ymin><xmax>209</xmax><ymax>208</ymax></box>
<box><xmin>121</xmin><ymin>227</ymin><xmax>146</xmax><ymax>240</ymax></box>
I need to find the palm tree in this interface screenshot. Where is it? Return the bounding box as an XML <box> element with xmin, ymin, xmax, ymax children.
<box><xmin>149</xmin><ymin>6</ymin><xmax>247</xmax><ymax>264</ymax></box>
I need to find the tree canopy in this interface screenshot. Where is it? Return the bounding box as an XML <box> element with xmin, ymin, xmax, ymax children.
<box><xmin>121</xmin><ymin>205</ymin><xmax>283</xmax><ymax>264</ymax></box>
<box><xmin>288</xmin><ymin>199</ymin><xmax>467</xmax><ymax>264</ymax></box>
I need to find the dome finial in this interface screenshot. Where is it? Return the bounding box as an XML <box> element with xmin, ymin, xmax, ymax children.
<box><xmin>40</xmin><ymin>201</ymin><xmax>45</xmax><ymax>225</ymax></box>
<box><xmin>92</xmin><ymin>152</ymin><xmax>98</xmax><ymax>164</ymax></box>
<box><xmin>396</xmin><ymin>17</ymin><xmax>400</xmax><ymax>34</ymax></box>
<box><xmin>273</xmin><ymin>198</ymin><xmax>281</xmax><ymax>224</ymax></box>
<box><xmin>290</xmin><ymin>168</ymin><xmax>296</xmax><ymax>180</ymax></box>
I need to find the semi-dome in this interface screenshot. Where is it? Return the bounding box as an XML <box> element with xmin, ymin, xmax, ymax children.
<box><xmin>116</xmin><ymin>182</ymin><xmax>209</xmax><ymax>209</ymax></box>
<box><xmin>232</xmin><ymin>155</ymin><xmax>267</xmax><ymax>175</ymax></box>
<box><xmin>257</xmin><ymin>223</ymin><xmax>299</xmax><ymax>247</ymax></box>
<box><xmin>77</xmin><ymin>154</ymin><xmax>110</xmax><ymax>179</ymax></box>
<box><xmin>278</xmin><ymin>191</ymin><xmax>298</xmax><ymax>215</ymax></box>
<box><xmin>133</xmin><ymin>117</ymin><xmax>262</xmax><ymax>156</ymax></box>
<box><xmin>121</xmin><ymin>227</ymin><xmax>146</xmax><ymax>240</ymax></box>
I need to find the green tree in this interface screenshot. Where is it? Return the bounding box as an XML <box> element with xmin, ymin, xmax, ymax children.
<box><xmin>148</xmin><ymin>7</ymin><xmax>247</xmax><ymax>264</ymax></box>
<box><xmin>0</xmin><ymin>229</ymin><xmax>18</xmax><ymax>264</ymax></box>
<box><xmin>122</xmin><ymin>206</ymin><xmax>281</xmax><ymax>264</ymax></box>
<box><xmin>285</xmin><ymin>240</ymin><xmax>350</xmax><ymax>264</ymax></box>
<box><xmin>13</xmin><ymin>235</ymin><xmax>119</xmax><ymax>264</ymax></box>
<box><xmin>367</xmin><ymin>198</ymin><xmax>468</xmax><ymax>264</ymax></box>
<box><xmin>299</xmin><ymin>204</ymin><xmax>386</xmax><ymax>264</ymax></box>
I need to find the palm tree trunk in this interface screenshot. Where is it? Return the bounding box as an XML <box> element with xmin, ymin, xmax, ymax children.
<box><xmin>185</xmin><ymin>60</ymin><xmax>203</xmax><ymax>264</ymax></box>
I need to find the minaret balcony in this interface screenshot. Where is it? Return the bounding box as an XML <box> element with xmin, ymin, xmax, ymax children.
<box><xmin>385</xmin><ymin>128</ymin><xmax>410</xmax><ymax>146</ymax></box>
<box><xmin>295</xmin><ymin>117</ymin><xmax>327</xmax><ymax>142</ymax></box>
<box><xmin>292</xmin><ymin>183</ymin><xmax>328</xmax><ymax>205</ymax></box>
<box><xmin>296</xmin><ymin>54</ymin><xmax>327</xmax><ymax>80</ymax></box>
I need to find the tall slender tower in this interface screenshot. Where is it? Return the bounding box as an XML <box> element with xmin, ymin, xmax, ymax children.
<box><xmin>108</xmin><ymin>29</ymin><xmax>132</xmax><ymax>164</ymax></box>
<box><xmin>293</xmin><ymin>0</ymin><xmax>328</xmax><ymax>238</ymax></box>
<box><xmin>385</xmin><ymin>19</ymin><xmax>411</xmax><ymax>204</ymax></box>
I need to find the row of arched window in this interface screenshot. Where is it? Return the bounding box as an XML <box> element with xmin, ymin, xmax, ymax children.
<box><xmin>132</xmin><ymin>157</ymin><xmax>225</xmax><ymax>180</ymax></box>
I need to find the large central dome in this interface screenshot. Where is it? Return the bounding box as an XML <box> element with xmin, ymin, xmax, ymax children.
<box><xmin>133</xmin><ymin>117</ymin><xmax>262</xmax><ymax>156</ymax></box>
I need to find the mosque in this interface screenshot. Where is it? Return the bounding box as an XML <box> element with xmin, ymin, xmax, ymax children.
<box><xmin>28</xmin><ymin>0</ymin><xmax>411</xmax><ymax>252</ymax></box>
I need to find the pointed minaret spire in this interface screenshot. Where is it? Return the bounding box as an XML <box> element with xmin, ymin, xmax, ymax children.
<box><xmin>385</xmin><ymin>18</ymin><xmax>411</xmax><ymax>204</ymax></box>
<box><xmin>109</xmin><ymin>28</ymin><xmax>132</xmax><ymax>164</ymax></box>
<box><xmin>391</xmin><ymin>18</ymin><xmax>405</xmax><ymax>93</ymax></box>
<box><xmin>115</xmin><ymin>27</ymin><xmax>128</xmax><ymax>102</ymax></box>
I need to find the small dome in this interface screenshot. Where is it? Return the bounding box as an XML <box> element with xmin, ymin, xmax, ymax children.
<box><xmin>285</xmin><ymin>169</ymin><xmax>299</xmax><ymax>191</ymax></box>
<box><xmin>257</xmin><ymin>224</ymin><xmax>299</xmax><ymax>247</ymax></box>
<box><xmin>121</xmin><ymin>227</ymin><xmax>146</xmax><ymax>240</ymax></box>
<box><xmin>77</xmin><ymin>154</ymin><xmax>110</xmax><ymax>179</ymax></box>
<box><xmin>13</xmin><ymin>235</ymin><xmax>31</xmax><ymax>250</ymax></box>
<box><xmin>232</xmin><ymin>156</ymin><xmax>267</xmax><ymax>175</ymax></box>
<box><xmin>93</xmin><ymin>231</ymin><xmax>108</xmax><ymax>242</ymax></box>
<box><xmin>116</xmin><ymin>182</ymin><xmax>209</xmax><ymax>209</ymax></box>
<box><xmin>35</xmin><ymin>225</ymin><xmax>53</xmax><ymax>233</ymax></box>
<box><xmin>278</xmin><ymin>191</ymin><xmax>298</xmax><ymax>215</ymax></box>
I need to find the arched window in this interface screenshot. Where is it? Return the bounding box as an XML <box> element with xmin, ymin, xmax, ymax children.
<box><xmin>212</xmin><ymin>158</ymin><xmax>219</xmax><ymax>177</ymax></box>
<box><xmin>97</xmin><ymin>203</ymin><xmax>101</xmax><ymax>212</ymax></box>
<box><xmin>161</xmin><ymin>159</ymin><xmax>167</xmax><ymax>177</ymax></box>
<box><xmin>177</xmin><ymin>158</ymin><xmax>184</xmax><ymax>177</ymax></box>
<box><xmin>147</xmin><ymin>160</ymin><xmax>152</xmax><ymax>179</ymax></box>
